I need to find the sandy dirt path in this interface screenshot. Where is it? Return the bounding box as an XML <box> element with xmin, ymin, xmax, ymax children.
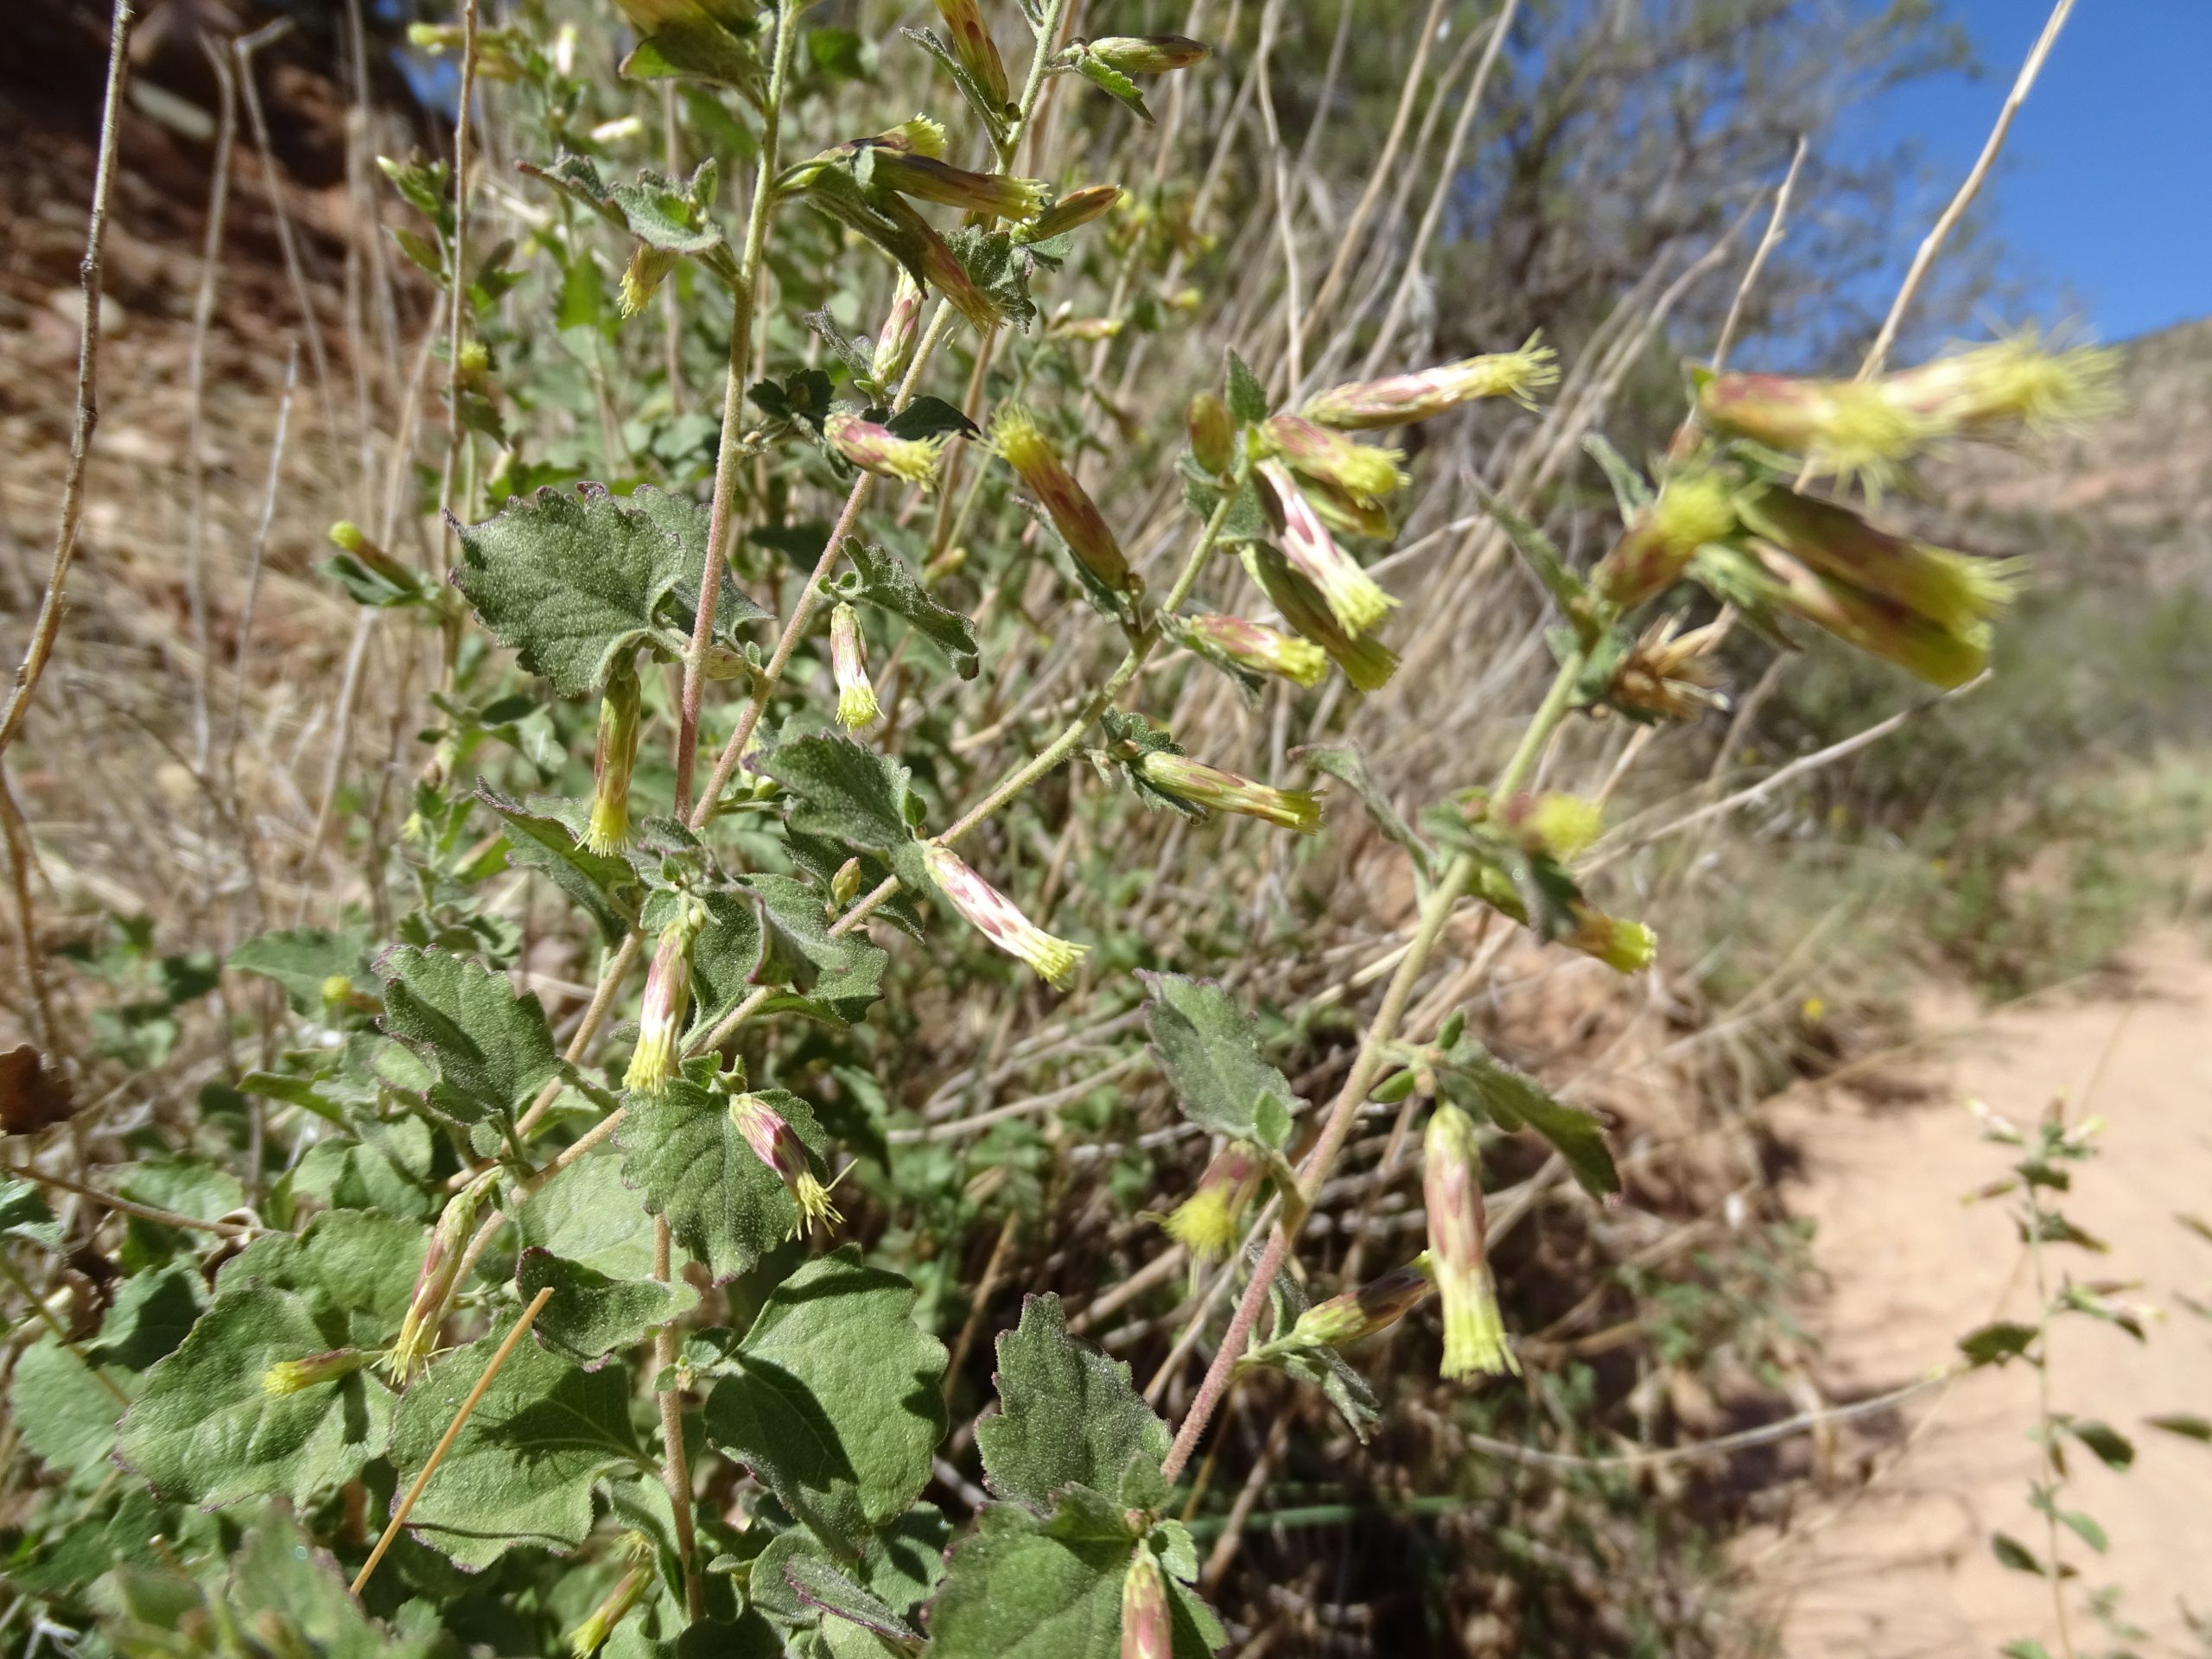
<box><xmin>1743</xmin><ymin>932</ymin><xmax>2212</xmax><ymax>1656</ymax></box>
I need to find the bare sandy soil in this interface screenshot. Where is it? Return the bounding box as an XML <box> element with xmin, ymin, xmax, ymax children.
<box><xmin>1744</xmin><ymin>932</ymin><xmax>2212</xmax><ymax>1657</ymax></box>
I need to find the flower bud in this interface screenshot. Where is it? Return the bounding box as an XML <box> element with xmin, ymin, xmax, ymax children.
<box><xmin>1423</xmin><ymin>1104</ymin><xmax>1517</xmax><ymax>1380</ymax></box>
<box><xmin>1302</xmin><ymin>336</ymin><xmax>1558</xmax><ymax>429</ymax></box>
<box><xmin>922</xmin><ymin>839</ymin><xmax>1088</xmax><ymax>989</ymax></box>
<box><xmin>991</xmin><ymin>405</ymin><xmax>1135</xmax><ymax>595</ymax></box>
<box><xmin>880</xmin><ymin>194</ymin><xmax>1003</xmax><ymax>332</ymax></box>
<box><xmin>1185</xmin><ymin>391</ymin><xmax>1234</xmax><ymax>476</ymax></box>
<box><xmin>1695</xmin><ymin>372</ymin><xmax>1925</xmax><ymax>483</ymax></box>
<box><xmin>870</xmin><ymin>150</ymin><xmax>1046</xmax><ymax>221</ymax></box>
<box><xmin>626</xmin><ymin>900</ymin><xmax>705</xmax><ymax>1092</ymax></box>
<box><xmin>824</xmin><ymin>410</ymin><xmax>944</xmax><ymax>489</ymax></box>
<box><xmin>261</xmin><ymin>1347</ymin><xmax>370</xmax><ymax>1396</ymax></box>
<box><xmin>837</xmin><ymin>117</ymin><xmax>948</xmax><ymax>161</ymax></box>
<box><xmin>1497</xmin><ymin>791</ymin><xmax>1604</xmax><ymax>861</ymax></box>
<box><xmin>618</xmin><ymin>245</ymin><xmax>678</xmax><ymax>320</ymax></box>
<box><xmin>1240</xmin><ymin>544</ymin><xmax>1399</xmax><ymax>693</ymax></box>
<box><xmin>1085</xmin><ymin>35</ymin><xmax>1211</xmax><ymax>74</ymax></box>
<box><xmin>829</xmin><ymin>602</ymin><xmax>880</xmax><ymax>733</ymax></box>
<box><xmin>1183</xmin><ymin>613</ymin><xmax>1327</xmax><ymax>687</ymax></box>
<box><xmin>1262</xmin><ymin>416</ymin><xmax>1407</xmax><ymax>508</ymax></box>
<box><xmin>390</xmin><ymin>1167</ymin><xmax>501</xmax><ymax>1384</ymax></box>
<box><xmin>1877</xmin><ymin>336</ymin><xmax>2115</xmax><ymax>438</ymax></box>
<box><xmin>1137</xmin><ymin>752</ymin><xmax>1322</xmax><ymax>835</ymax></box>
<box><xmin>1120</xmin><ymin>1544</ymin><xmax>1173</xmax><ymax>1659</ymax></box>
<box><xmin>870</xmin><ymin>269</ymin><xmax>925</xmax><ymax>388</ymax></box>
<box><xmin>830</xmin><ymin>856</ymin><xmax>863</xmax><ymax>910</ymax></box>
<box><xmin>584</xmin><ymin>656</ymin><xmax>643</xmax><ymax>855</ymax></box>
<box><xmin>1567</xmin><ymin>905</ymin><xmax>1656</xmax><ymax>975</ymax></box>
<box><xmin>934</xmin><ymin>0</ymin><xmax>1011</xmax><ymax>111</ymax></box>
<box><xmin>728</xmin><ymin>1092</ymin><xmax>841</xmax><ymax>1238</ymax></box>
<box><xmin>1030</xmin><ymin>184</ymin><xmax>1124</xmax><ymax>240</ymax></box>
<box><xmin>1256</xmin><ymin>461</ymin><xmax>1395</xmax><ymax>638</ymax></box>
<box><xmin>1736</xmin><ymin>485</ymin><xmax>2014</xmax><ymax>646</ymax></box>
<box><xmin>326</xmin><ymin>521</ymin><xmax>416</xmax><ymax>589</ymax></box>
<box><xmin>1287</xmin><ymin>1257</ymin><xmax>1435</xmax><ymax>1349</ymax></box>
<box><xmin>1592</xmin><ymin>467</ymin><xmax>1741</xmax><ymax>610</ymax></box>
<box><xmin>567</xmin><ymin>1533</ymin><xmax>656</xmax><ymax>1658</ymax></box>
<box><xmin>1162</xmin><ymin>1141</ymin><xmax>1263</xmax><ymax>1262</ymax></box>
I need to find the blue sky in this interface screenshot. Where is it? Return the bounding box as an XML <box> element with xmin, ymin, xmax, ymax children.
<box><xmin>1846</xmin><ymin>0</ymin><xmax>2212</xmax><ymax>342</ymax></box>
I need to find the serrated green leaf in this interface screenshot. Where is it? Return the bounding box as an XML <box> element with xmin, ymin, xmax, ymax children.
<box><xmin>1438</xmin><ymin>1040</ymin><xmax>1619</xmax><ymax>1198</ymax></box>
<box><xmin>480</xmin><ymin>787</ymin><xmax>641</xmax><ymax>946</ymax></box>
<box><xmin>453</xmin><ymin>486</ymin><xmax>698</xmax><ymax>699</ymax></box>
<box><xmin>702</xmin><ymin>1246</ymin><xmax>946</xmax><ymax>1554</ymax></box>
<box><xmin>0</xmin><ymin>1177</ymin><xmax>61</xmax><ymax>1249</ymax></box>
<box><xmin>387</xmin><ymin>1326</ymin><xmax>645</xmax><ymax>1568</ymax></box>
<box><xmin>230</xmin><ymin>1502</ymin><xmax>440</xmax><ymax>1658</ymax></box>
<box><xmin>516</xmin><ymin>1246</ymin><xmax>696</xmax><ymax>1369</ymax></box>
<box><xmin>944</xmin><ymin>226</ymin><xmax>1038</xmax><ymax>332</ymax></box>
<box><xmin>119</xmin><ymin>1158</ymin><xmax>246</xmax><ymax>1226</ymax></box>
<box><xmin>760</xmin><ymin>733</ymin><xmax>917</xmax><ymax>852</ymax></box>
<box><xmin>227</xmin><ymin>925</ymin><xmax>376</xmax><ymax>1014</ymax></box>
<box><xmin>975</xmin><ymin>1294</ymin><xmax>1170</xmax><ymax>1513</ymax></box>
<box><xmin>781</xmin><ymin>1554</ymin><xmax>917</xmax><ymax>1639</ymax></box>
<box><xmin>786</xmin><ymin>831</ymin><xmax>926</xmax><ymax>941</ymax></box>
<box><xmin>11</xmin><ymin>1337</ymin><xmax>126</xmax><ymax>1484</ymax></box>
<box><xmin>744</xmin><ymin>873</ymin><xmax>889</xmax><ymax>1024</ymax></box>
<box><xmin>118</xmin><ymin>1285</ymin><xmax>391</xmax><ymax>1510</ymax></box>
<box><xmin>840</xmin><ymin>538</ymin><xmax>979</xmax><ymax>679</ymax></box>
<box><xmin>1071</xmin><ymin>54</ymin><xmax>1154</xmax><ymax>122</ymax></box>
<box><xmin>291</xmin><ymin>1116</ymin><xmax>436</xmax><ymax>1220</ymax></box>
<box><xmin>518</xmin><ymin>1154</ymin><xmax>658</xmax><ymax>1281</ymax></box>
<box><xmin>747</xmin><ymin>1504</ymin><xmax>950</xmax><ymax>1637</ymax></box>
<box><xmin>901</xmin><ymin>27</ymin><xmax>1012</xmax><ymax>142</ymax></box>
<box><xmin>1135</xmin><ymin>971</ymin><xmax>1299</xmax><ymax>1146</ymax></box>
<box><xmin>219</xmin><ymin>1208</ymin><xmax>427</xmax><ymax>1349</ymax></box>
<box><xmin>618</xmin><ymin>1081</ymin><xmax>828</xmax><ymax>1282</ymax></box>
<box><xmin>681</xmin><ymin>888</ymin><xmax>767</xmax><ymax>1039</ymax></box>
<box><xmin>1224</xmin><ymin>349</ymin><xmax>1269</xmax><ymax>426</ymax></box>
<box><xmin>926</xmin><ymin>1503</ymin><xmax>1131</xmax><ymax>1659</ymax></box>
<box><xmin>377</xmin><ymin>944</ymin><xmax>563</xmax><ymax>1127</ymax></box>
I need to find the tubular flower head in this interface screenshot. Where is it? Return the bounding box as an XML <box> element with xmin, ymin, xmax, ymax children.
<box><xmin>261</xmin><ymin>1347</ymin><xmax>370</xmax><ymax>1396</ymax></box>
<box><xmin>1423</xmin><ymin>1105</ymin><xmax>1518</xmax><ymax>1380</ymax></box>
<box><xmin>567</xmin><ymin>1533</ymin><xmax>657</xmax><ymax>1659</ymax></box>
<box><xmin>1730</xmin><ymin>487</ymin><xmax>2017</xmax><ymax>689</ymax></box>
<box><xmin>829</xmin><ymin>603</ymin><xmax>880</xmax><ymax>733</ymax></box>
<box><xmin>1120</xmin><ymin>1544</ymin><xmax>1173</xmax><ymax>1659</ymax></box>
<box><xmin>842</xmin><ymin>116</ymin><xmax>948</xmax><ymax>160</ymax></box>
<box><xmin>1137</xmin><ymin>752</ymin><xmax>1323</xmax><ymax>835</ymax></box>
<box><xmin>991</xmin><ymin>405</ymin><xmax>1135</xmax><ymax>594</ymax></box>
<box><xmin>1592</xmin><ymin>467</ymin><xmax>1743</xmax><ymax>610</ymax></box>
<box><xmin>1878</xmin><ymin>335</ymin><xmax>2117</xmax><ymax>437</ymax></box>
<box><xmin>870</xmin><ymin>269</ymin><xmax>925</xmax><ymax>388</ymax></box>
<box><xmin>1288</xmin><ymin>1256</ymin><xmax>1437</xmax><ymax>1349</ymax></box>
<box><xmin>583</xmin><ymin>657</ymin><xmax>644</xmax><ymax>855</ymax></box>
<box><xmin>1030</xmin><ymin>183</ymin><xmax>1124</xmax><ymax>240</ymax></box>
<box><xmin>1302</xmin><ymin>336</ymin><xmax>1559</xmax><ymax>429</ymax></box>
<box><xmin>1696</xmin><ymin>372</ymin><xmax>1929</xmax><ymax>484</ymax></box>
<box><xmin>869</xmin><ymin>151</ymin><xmax>1047</xmax><ymax>220</ymax></box>
<box><xmin>1162</xmin><ymin>1141</ymin><xmax>1264</xmax><ymax>1262</ymax></box>
<box><xmin>326</xmin><ymin>520</ymin><xmax>417</xmax><ymax>590</ymax></box>
<box><xmin>880</xmin><ymin>195</ymin><xmax>1001</xmax><ymax>331</ymax></box>
<box><xmin>626</xmin><ymin>901</ymin><xmax>705</xmax><ymax>1093</ymax></box>
<box><xmin>1567</xmin><ymin>905</ymin><xmax>1656</xmax><ymax>975</ymax></box>
<box><xmin>1257</xmin><ymin>461</ymin><xmax>1396</xmax><ymax>639</ymax></box>
<box><xmin>1498</xmin><ymin>791</ymin><xmax>1605</xmax><ymax>860</ymax></box>
<box><xmin>1085</xmin><ymin>35</ymin><xmax>1211</xmax><ymax>74</ymax></box>
<box><xmin>618</xmin><ymin>245</ymin><xmax>678</xmax><ymax>320</ymax></box>
<box><xmin>1184</xmin><ymin>613</ymin><xmax>1329</xmax><ymax>687</ymax></box>
<box><xmin>728</xmin><ymin>1093</ymin><xmax>841</xmax><ymax>1238</ymax></box>
<box><xmin>390</xmin><ymin>1167</ymin><xmax>500</xmax><ymax>1385</ymax></box>
<box><xmin>933</xmin><ymin>0</ymin><xmax>1010</xmax><ymax>111</ymax></box>
<box><xmin>921</xmin><ymin>839</ymin><xmax>1088</xmax><ymax>990</ymax></box>
<box><xmin>1241</xmin><ymin>544</ymin><xmax>1400</xmax><ymax>693</ymax></box>
<box><xmin>1185</xmin><ymin>391</ymin><xmax>1235</xmax><ymax>477</ymax></box>
<box><xmin>824</xmin><ymin>409</ymin><xmax>944</xmax><ymax>489</ymax></box>
<box><xmin>1262</xmin><ymin>416</ymin><xmax>1408</xmax><ymax>508</ymax></box>
<box><xmin>1609</xmin><ymin>618</ymin><xmax>1730</xmax><ymax>721</ymax></box>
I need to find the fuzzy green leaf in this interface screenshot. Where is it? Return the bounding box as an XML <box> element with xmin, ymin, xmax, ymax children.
<box><xmin>219</xmin><ymin>1208</ymin><xmax>427</xmax><ymax>1348</ymax></box>
<box><xmin>838</xmin><ymin>538</ymin><xmax>979</xmax><ymax>679</ymax></box>
<box><xmin>1958</xmin><ymin>1320</ymin><xmax>2039</xmax><ymax>1368</ymax></box>
<box><xmin>229</xmin><ymin>1503</ymin><xmax>439</xmax><ymax>1659</ymax></box>
<box><xmin>291</xmin><ymin>1117</ymin><xmax>436</xmax><ymax>1220</ymax></box>
<box><xmin>683</xmin><ymin>888</ymin><xmax>768</xmax><ymax>1040</ymax></box>
<box><xmin>11</xmin><ymin>1337</ymin><xmax>126</xmax><ymax>1484</ymax></box>
<box><xmin>618</xmin><ymin>1081</ymin><xmax>828</xmax><ymax>1282</ymax></box>
<box><xmin>760</xmin><ymin>734</ymin><xmax>917</xmax><ymax>852</ymax></box>
<box><xmin>118</xmin><ymin>1285</ymin><xmax>391</xmax><ymax>1510</ymax></box>
<box><xmin>614</xmin><ymin>0</ymin><xmax>769</xmax><ymax>102</ymax></box>
<box><xmin>744</xmin><ymin>873</ymin><xmax>890</xmax><ymax>1024</ymax></box>
<box><xmin>227</xmin><ymin>926</ymin><xmax>376</xmax><ymax>1015</ymax></box>
<box><xmin>386</xmin><ymin>1327</ymin><xmax>645</xmax><ymax>1568</ymax></box>
<box><xmin>747</xmin><ymin>1505</ymin><xmax>950</xmax><ymax>1639</ymax></box>
<box><xmin>1224</xmin><ymin>350</ymin><xmax>1269</xmax><ymax>426</ymax></box>
<box><xmin>702</xmin><ymin>1246</ymin><xmax>947</xmax><ymax>1554</ymax></box>
<box><xmin>0</xmin><ymin>1178</ymin><xmax>61</xmax><ymax>1249</ymax></box>
<box><xmin>89</xmin><ymin>1265</ymin><xmax>206</xmax><ymax>1372</ymax></box>
<box><xmin>480</xmin><ymin>787</ymin><xmax>641</xmax><ymax>946</ymax></box>
<box><xmin>975</xmin><ymin>1294</ymin><xmax>1170</xmax><ymax>1513</ymax></box>
<box><xmin>926</xmin><ymin>1503</ymin><xmax>1131</xmax><ymax>1659</ymax></box>
<box><xmin>1136</xmin><ymin>971</ymin><xmax>1299</xmax><ymax>1147</ymax></box>
<box><xmin>453</xmin><ymin>486</ymin><xmax>699</xmax><ymax>698</ymax></box>
<box><xmin>377</xmin><ymin>944</ymin><xmax>563</xmax><ymax>1127</ymax></box>
<box><xmin>1438</xmin><ymin>1041</ymin><xmax>1620</xmax><ymax>1198</ymax></box>
<box><xmin>516</xmin><ymin>1246</ymin><xmax>697</xmax><ymax>1369</ymax></box>
<box><xmin>1070</xmin><ymin>54</ymin><xmax>1154</xmax><ymax>122</ymax></box>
